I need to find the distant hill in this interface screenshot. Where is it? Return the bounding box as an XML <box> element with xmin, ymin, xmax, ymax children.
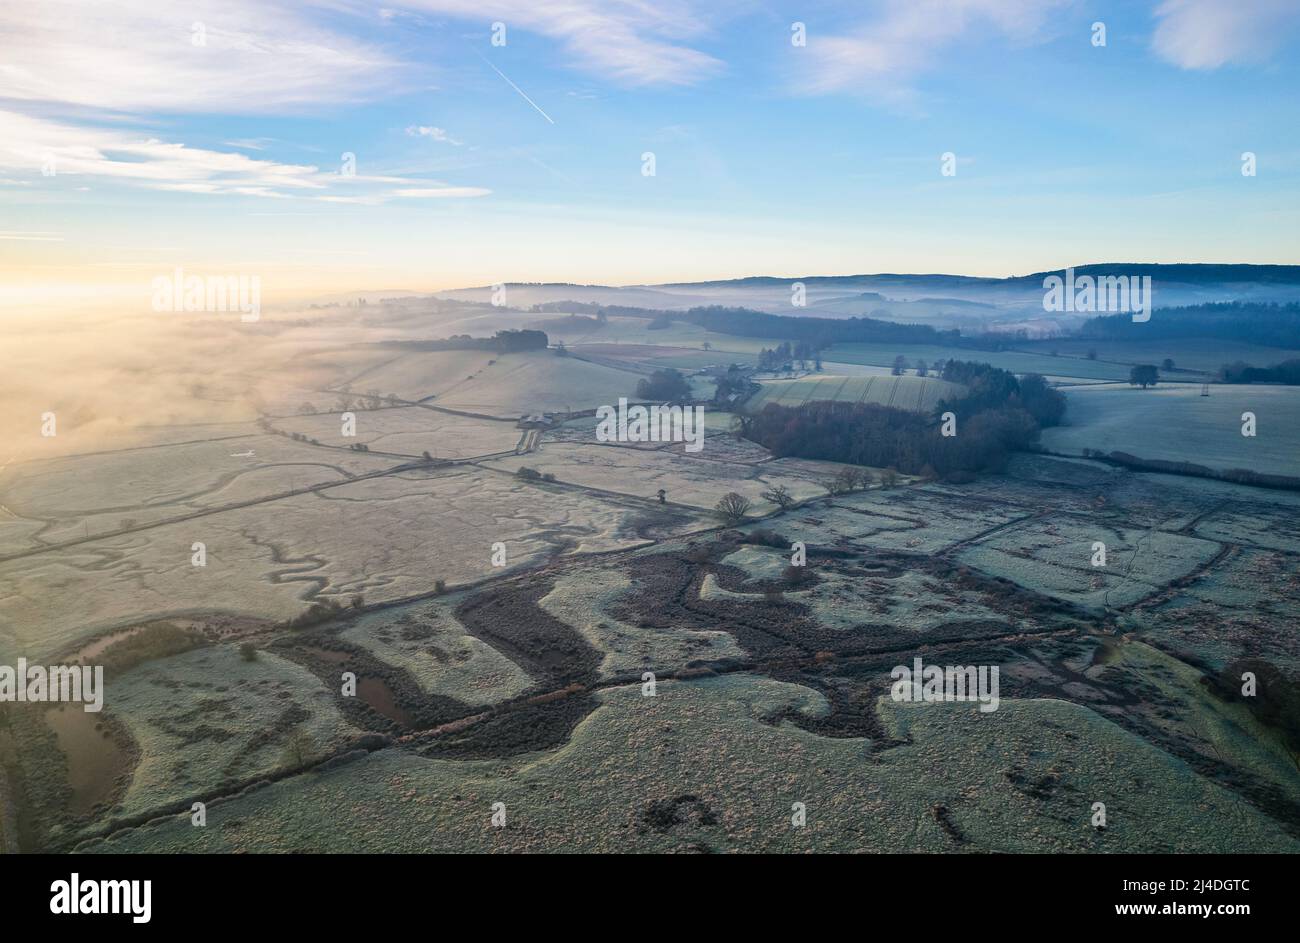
<box><xmin>661</xmin><ymin>264</ymin><xmax>1300</xmax><ymax>290</ymax></box>
<box><xmin>1011</xmin><ymin>263</ymin><xmax>1300</xmax><ymax>286</ymax></box>
<box><xmin>435</xmin><ymin>265</ymin><xmax>1300</xmax><ymax>320</ymax></box>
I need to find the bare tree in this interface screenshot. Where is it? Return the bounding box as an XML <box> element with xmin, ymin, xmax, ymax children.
<box><xmin>714</xmin><ymin>492</ymin><xmax>752</xmax><ymax>525</ymax></box>
<box><xmin>827</xmin><ymin>467</ymin><xmax>870</xmax><ymax>495</ymax></box>
<box><xmin>760</xmin><ymin>483</ymin><xmax>795</xmax><ymax>509</ymax></box>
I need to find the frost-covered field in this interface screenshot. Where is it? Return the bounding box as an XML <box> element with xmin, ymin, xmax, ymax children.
<box><xmin>539</xmin><ymin>567</ymin><xmax>743</xmax><ymax>679</ymax></box>
<box><xmin>106</xmin><ymin>647</ymin><xmax>357</xmax><ymax>822</ymax></box>
<box><xmin>482</xmin><ymin>443</ymin><xmax>841</xmax><ymax>512</ymax></box>
<box><xmin>1041</xmin><ymin>383</ymin><xmax>1300</xmax><ymax>477</ymax></box>
<box><xmin>339</xmin><ymin>348</ymin><xmax>499</xmax><ymax>402</ymax></box>
<box><xmin>744</xmin><ymin>373</ymin><xmax>964</xmax><ymax>413</ymax></box>
<box><xmin>340</xmin><ymin>598</ymin><xmax>534</xmax><ymax>705</ymax></box>
<box><xmin>8</xmin><ymin>319</ymin><xmax>1300</xmax><ymax>857</ymax></box>
<box><xmin>431</xmin><ymin>352</ymin><xmax>643</xmax><ymax>418</ymax></box>
<box><xmin>803</xmin><ymin>489</ymin><xmax>1029</xmax><ymax>554</ymax></box>
<box><xmin>81</xmin><ymin>678</ymin><xmax>1298</xmax><ymax>854</ymax></box>
<box><xmin>955</xmin><ymin>517</ymin><xmax>1222</xmax><ymax>609</ymax></box>
<box><xmin>0</xmin><ymin>434</ymin><xmax>399</xmax><ymax>554</ymax></box>
<box><xmin>270</xmin><ymin>407</ymin><xmax>520</xmax><ymax>458</ymax></box>
<box><xmin>0</xmin><ymin>467</ymin><xmax>693</xmax><ymax>661</ymax></box>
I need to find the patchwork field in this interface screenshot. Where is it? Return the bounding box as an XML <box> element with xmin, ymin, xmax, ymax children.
<box><xmin>0</xmin><ymin>466</ymin><xmax>704</xmax><ymax>663</ymax></box>
<box><xmin>955</xmin><ymin>517</ymin><xmax>1223</xmax><ymax>610</ymax></box>
<box><xmin>79</xmin><ymin>679</ymin><xmax>1297</xmax><ymax>854</ymax></box>
<box><xmin>482</xmin><ymin>442</ymin><xmax>856</xmax><ymax>513</ymax></box>
<box><xmin>4</xmin><ymin>310</ymin><xmax>1299</xmax><ymax>857</ymax></box>
<box><xmin>0</xmin><ymin>433</ymin><xmax>401</xmax><ymax>554</ymax></box>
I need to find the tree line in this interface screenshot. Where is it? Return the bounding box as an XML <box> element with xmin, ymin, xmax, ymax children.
<box><xmin>1078</xmin><ymin>302</ymin><xmax>1300</xmax><ymax>348</ymax></box>
<box><xmin>388</xmin><ymin>329</ymin><xmax>549</xmax><ymax>353</ymax></box>
<box><xmin>1218</xmin><ymin>359</ymin><xmax>1300</xmax><ymax>384</ymax></box>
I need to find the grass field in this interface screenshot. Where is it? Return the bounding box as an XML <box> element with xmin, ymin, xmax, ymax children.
<box><xmin>824</xmin><ymin>342</ymin><xmax>1132</xmax><ymax>381</ymax></box>
<box><xmin>482</xmin><ymin>442</ymin><xmax>840</xmax><ymax>513</ymax></box>
<box><xmin>431</xmin><ymin>351</ymin><xmax>644</xmax><ymax>418</ymax></box>
<box><xmin>0</xmin><ymin>434</ymin><xmax>400</xmax><ymax>555</ymax></box>
<box><xmin>79</xmin><ymin>676</ymin><xmax>1298</xmax><ymax>854</ymax></box>
<box><xmin>1040</xmin><ymin>383</ymin><xmax>1300</xmax><ymax>477</ymax></box>
<box><xmin>1036</xmin><ymin>338</ymin><xmax>1300</xmax><ymax>375</ymax></box>
<box><xmin>0</xmin><ymin>467</ymin><xmax>698</xmax><ymax>662</ymax></box>
<box><xmin>338</xmin><ymin>349</ymin><xmax>500</xmax><ymax>402</ymax></box>
<box><xmin>743</xmin><ymin>373</ymin><xmax>963</xmax><ymax>413</ymax></box>
<box><xmin>10</xmin><ymin>298</ymin><xmax>1300</xmax><ymax>857</ymax></box>
<box><xmin>12</xmin><ymin>451</ymin><xmax>1300</xmax><ymax>854</ymax></box>
<box><xmin>954</xmin><ymin>517</ymin><xmax>1222</xmax><ymax>610</ymax></box>
<box><xmin>269</xmin><ymin>407</ymin><xmax>519</xmax><ymax>458</ymax></box>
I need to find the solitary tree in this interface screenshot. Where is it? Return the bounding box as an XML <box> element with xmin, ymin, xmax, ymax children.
<box><xmin>891</xmin><ymin>355</ymin><xmax>908</xmax><ymax>376</ymax></box>
<box><xmin>714</xmin><ymin>492</ymin><xmax>752</xmax><ymax>525</ymax></box>
<box><xmin>915</xmin><ymin>359</ymin><xmax>928</xmax><ymax>377</ymax></box>
<box><xmin>636</xmin><ymin>368</ymin><xmax>692</xmax><ymax>402</ymax></box>
<box><xmin>760</xmin><ymin>483</ymin><xmax>796</xmax><ymax>509</ymax></box>
<box><xmin>1129</xmin><ymin>364</ymin><xmax>1159</xmax><ymax>389</ymax></box>
<box><xmin>1161</xmin><ymin>358</ymin><xmax>1175</xmax><ymax>372</ymax></box>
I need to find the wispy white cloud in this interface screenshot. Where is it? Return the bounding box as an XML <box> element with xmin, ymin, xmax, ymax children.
<box><xmin>1152</xmin><ymin>0</ymin><xmax>1300</xmax><ymax>69</ymax></box>
<box><xmin>406</xmin><ymin>126</ymin><xmax>462</xmax><ymax>145</ymax></box>
<box><xmin>0</xmin><ymin>110</ymin><xmax>489</xmax><ymax>202</ymax></box>
<box><xmin>224</xmin><ymin>138</ymin><xmax>275</xmax><ymax>151</ymax></box>
<box><xmin>403</xmin><ymin>0</ymin><xmax>726</xmax><ymax>86</ymax></box>
<box><xmin>0</xmin><ymin>110</ymin><xmax>326</xmax><ymax>192</ymax></box>
<box><xmin>0</xmin><ymin>0</ymin><xmax>400</xmax><ymax>113</ymax></box>
<box><xmin>791</xmin><ymin>0</ymin><xmax>1070</xmax><ymax>103</ymax></box>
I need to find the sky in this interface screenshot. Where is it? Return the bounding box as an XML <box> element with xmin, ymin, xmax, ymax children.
<box><xmin>2</xmin><ymin>0</ymin><xmax>1299</xmax><ymax>310</ymax></box>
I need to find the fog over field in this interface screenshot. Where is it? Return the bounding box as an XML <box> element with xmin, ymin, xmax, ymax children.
<box><xmin>5</xmin><ymin>267</ymin><xmax>1300</xmax><ymax>862</ymax></box>
<box><xmin>2</xmin><ymin>1</ymin><xmax>1300</xmax><ymax>888</ymax></box>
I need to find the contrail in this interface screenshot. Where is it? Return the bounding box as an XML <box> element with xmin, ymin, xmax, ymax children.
<box><xmin>475</xmin><ymin>51</ymin><xmax>555</xmax><ymax>125</ymax></box>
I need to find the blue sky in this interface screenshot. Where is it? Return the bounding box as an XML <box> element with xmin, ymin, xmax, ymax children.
<box><xmin>2</xmin><ymin>0</ymin><xmax>1299</xmax><ymax>306</ymax></box>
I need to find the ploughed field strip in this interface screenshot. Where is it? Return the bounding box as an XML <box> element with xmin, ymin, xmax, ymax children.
<box><xmin>10</xmin><ymin>445</ymin><xmax>1300</xmax><ymax>853</ymax></box>
<box><xmin>742</xmin><ymin>373</ymin><xmax>962</xmax><ymax>414</ymax></box>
